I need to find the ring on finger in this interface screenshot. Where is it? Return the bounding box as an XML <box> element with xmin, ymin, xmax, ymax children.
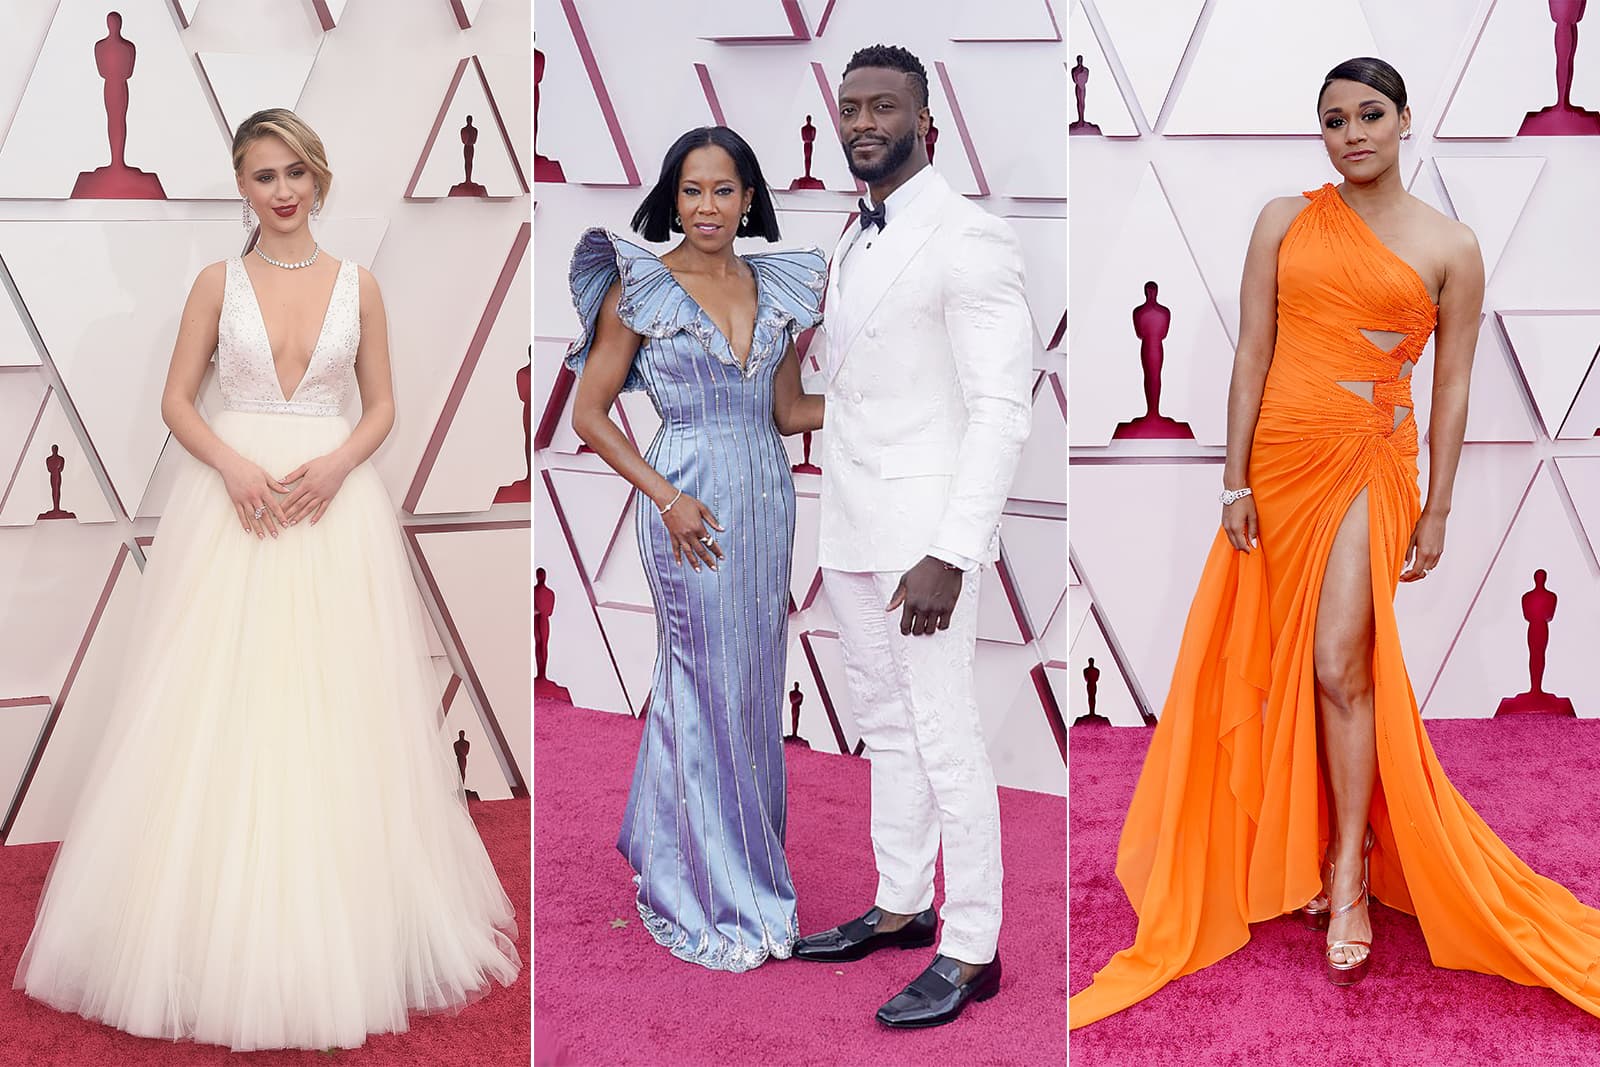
<box><xmin>698</xmin><ymin>535</ymin><xmax>715</xmax><ymax>548</ymax></box>
<box><xmin>253</xmin><ymin>504</ymin><xmax>266</xmax><ymax>520</ymax></box>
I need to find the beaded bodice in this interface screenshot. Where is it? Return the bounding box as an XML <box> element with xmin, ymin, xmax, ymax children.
<box><xmin>217</xmin><ymin>256</ymin><xmax>361</xmax><ymax>416</ymax></box>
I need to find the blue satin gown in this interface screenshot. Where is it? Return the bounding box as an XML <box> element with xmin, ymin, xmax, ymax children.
<box><xmin>566</xmin><ymin>228</ymin><xmax>826</xmax><ymax>971</ymax></box>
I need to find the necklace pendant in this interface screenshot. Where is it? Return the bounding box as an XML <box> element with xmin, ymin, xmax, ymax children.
<box><xmin>254</xmin><ymin>244</ymin><xmax>320</xmax><ymax>270</ymax></box>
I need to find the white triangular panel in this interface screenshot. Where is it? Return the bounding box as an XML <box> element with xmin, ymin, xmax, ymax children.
<box><xmin>594</xmin><ymin>604</ymin><xmax>657</xmax><ymax>715</ymax></box>
<box><xmin>7</xmin><ymin>545</ymin><xmax>143</xmax><ymax>845</ymax></box>
<box><xmin>1436</xmin><ymin>3</ymin><xmax>1600</xmax><ymax>138</ymax></box>
<box><xmin>1499</xmin><ymin>312</ymin><xmax>1600</xmax><ymax>438</ymax></box>
<box><xmin>1395</xmin><ymin>447</ymin><xmax>1538</xmax><ymax>710</ymax></box>
<box><xmin>547</xmin><ymin>468</ymin><xmax>635</xmax><ymax>582</ymax></box>
<box><xmin>1069</xmin><ymin>462</ymin><xmax>1225</xmax><ymax>714</ymax></box>
<box><xmin>0</xmin><ymin>523</ymin><xmax>126</xmax><ymax>701</ymax></box>
<box><xmin>1</xmin><ymin>221</ymin><xmax>241</xmax><ymax>517</ymax></box>
<box><xmin>0</xmin><ymin>389</ymin><xmax>115</xmax><ymax>526</ymax></box>
<box><xmin>798</xmin><ymin>629</ymin><xmax>862</xmax><ymax>755</ymax></box>
<box><xmin>0</xmin><ymin>697</ymin><xmax>51</xmax><ymax>830</ymax></box>
<box><xmin>413</xmin><ymin>524</ymin><xmax>531</xmax><ymax>788</ymax></box>
<box><xmin>1426</xmin><ymin>466</ymin><xmax>1600</xmax><ymax>719</ymax></box>
<box><xmin>592</xmin><ymin>498</ymin><xmax>653</xmax><ymax>609</ymax></box>
<box><xmin>1556</xmin><ymin>457</ymin><xmax>1600</xmax><ymax>560</ymax></box>
<box><xmin>0</xmin><ymin>0</ymin><xmax>237</xmax><ymax>199</ymax></box>
<box><xmin>413</xmin><ymin>232</ymin><xmax>530</xmax><ymax>514</ymax></box>
<box><xmin>535</xmin><ymin>474</ymin><xmax>629</xmax><ymax>713</ymax></box>
<box><xmin>1562</xmin><ymin>357</ymin><xmax>1600</xmax><ymax>440</ymax></box>
<box><xmin>1093</xmin><ymin>0</ymin><xmax>1206</xmax><ymax>128</ymax></box>
<box><xmin>440</xmin><ymin>675</ymin><xmax>514</xmax><ymax>801</ymax></box>
<box><xmin>0</xmin><ymin>374</ymin><xmax>47</xmax><ymax>506</ymax></box>
<box><xmin>1072</xmin><ymin>164</ymin><xmax>1232</xmax><ymax>445</ymax></box>
<box><xmin>537</xmin><ymin>6</ymin><xmax>636</xmax><ymax>185</ymax></box>
<box><xmin>974</xmin><ymin>644</ymin><xmax>1062</xmax><ymax>793</ymax></box>
<box><xmin>1011</xmin><ymin>374</ymin><xmax>1068</xmax><ymax>504</ymax></box>
<box><xmin>1435</xmin><ymin>157</ymin><xmax>1546</xmax><ymax>282</ymax></box>
<box><xmin>0</xmin><ymin>289</ymin><xmax>40</xmax><ymax>367</ymax></box>
<box><xmin>978</xmin><ymin>566</ymin><xmax>1028</xmax><ymax>645</ymax></box>
<box><xmin>1000</xmin><ymin>513</ymin><xmax>1071</xmax><ymax>638</ymax></box>
<box><xmin>451</xmin><ymin>0</ymin><xmax>489</xmax><ymax>29</ymax></box>
<box><xmin>1411</xmin><ymin>315</ymin><xmax>1538</xmax><ymax>445</ymax></box>
<box><xmin>410</xmin><ymin>57</ymin><xmax>526</xmax><ymax>198</ymax></box>
<box><xmin>1164</xmin><ymin>0</ymin><xmax>1378</xmax><ymax>135</ymax></box>
<box><xmin>1067</xmin><ymin>608</ymin><xmax>1144</xmax><ymax>727</ymax></box>
<box><xmin>1068</xmin><ymin>2</ymin><xmax>1138</xmax><ymax>137</ymax></box>
<box><xmin>1014</xmin><ymin>216</ymin><xmax>1069</xmax><ymax>354</ymax></box>
<box><xmin>715</xmin><ymin>63</ymin><xmax>857</xmax><ymax>195</ymax></box>
<box><xmin>950</xmin><ymin>0</ymin><xmax>1060</xmax><ymax>40</ymax></box>
<box><xmin>196</xmin><ymin>52</ymin><xmax>318</xmax><ymax>134</ymax></box>
<box><xmin>313</xmin><ymin>219</ymin><xmax>390</xmax><ymax>269</ymax></box>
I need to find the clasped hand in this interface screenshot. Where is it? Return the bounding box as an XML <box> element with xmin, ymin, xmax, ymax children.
<box><xmin>221</xmin><ymin>452</ymin><xmax>351</xmax><ymax>539</ymax></box>
<box><xmin>886</xmin><ymin>556</ymin><xmax>963</xmax><ymax>636</ymax></box>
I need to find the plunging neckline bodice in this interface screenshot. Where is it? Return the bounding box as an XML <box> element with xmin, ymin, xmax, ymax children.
<box><xmin>238</xmin><ymin>257</ymin><xmax>345</xmax><ymax>402</ymax></box>
<box><xmin>660</xmin><ymin>255</ymin><xmax>762</xmax><ymax>371</ymax></box>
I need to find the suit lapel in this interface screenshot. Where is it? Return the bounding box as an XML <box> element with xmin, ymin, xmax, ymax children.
<box><xmin>834</xmin><ymin>170</ymin><xmax>951</xmax><ymax>367</ymax></box>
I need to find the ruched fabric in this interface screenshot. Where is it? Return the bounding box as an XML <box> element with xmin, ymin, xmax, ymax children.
<box><xmin>1070</xmin><ymin>184</ymin><xmax>1600</xmax><ymax>1027</ymax></box>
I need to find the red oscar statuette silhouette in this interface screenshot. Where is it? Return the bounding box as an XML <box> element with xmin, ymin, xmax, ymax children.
<box><xmin>1072</xmin><ymin>656</ymin><xmax>1111</xmax><ymax>726</ymax></box>
<box><xmin>494</xmin><ymin>349</ymin><xmax>532</xmax><ymax>503</ymax></box>
<box><xmin>448</xmin><ymin>115</ymin><xmax>488</xmax><ymax>197</ymax></box>
<box><xmin>1520</xmin><ymin>1</ymin><xmax>1600</xmax><ymax>135</ymax></box>
<box><xmin>789</xmin><ymin>115</ymin><xmax>825</xmax><ymax>190</ymax></box>
<box><xmin>37</xmin><ymin>444</ymin><xmax>77</xmax><ymax>520</ymax></box>
<box><xmin>1069</xmin><ymin>55</ymin><xmax>1102</xmax><ymax>136</ymax></box>
<box><xmin>783</xmin><ymin>682</ymin><xmax>809</xmax><ymax>747</ymax></box>
<box><xmin>533</xmin><ymin>49</ymin><xmax>566</xmax><ymax>183</ymax></box>
<box><xmin>453</xmin><ymin>729</ymin><xmax>481</xmax><ymax>801</ymax></box>
<box><xmin>1113</xmin><ymin>281</ymin><xmax>1193</xmax><ymax>439</ymax></box>
<box><xmin>925</xmin><ymin>115</ymin><xmax>939</xmax><ymax>163</ymax></box>
<box><xmin>534</xmin><ymin>567</ymin><xmax>573</xmax><ymax>702</ymax></box>
<box><xmin>1495</xmin><ymin>569</ymin><xmax>1577</xmax><ymax>716</ymax></box>
<box><xmin>791</xmin><ymin>431</ymin><xmax>821</xmax><ymax>475</ymax></box>
<box><xmin>73</xmin><ymin>12</ymin><xmax>166</xmax><ymax>199</ymax></box>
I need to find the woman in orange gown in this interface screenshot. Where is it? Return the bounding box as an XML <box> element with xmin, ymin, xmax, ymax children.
<box><xmin>1071</xmin><ymin>57</ymin><xmax>1600</xmax><ymax>1027</ymax></box>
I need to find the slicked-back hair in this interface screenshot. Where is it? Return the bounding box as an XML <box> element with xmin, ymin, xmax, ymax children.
<box><xmin>843</xmin><ymin>43</ymin><xmax>929</xmax><ymax>109</ymax></box>
<box><xmin>631</xmin><ymin>127</ymin><xmax>781</xmax><ymax>243</ymax></box>
<box><xmin>1319</xmin><ymin>56</ymin><xmax>1408</xmax><ymax>112</ymax></box>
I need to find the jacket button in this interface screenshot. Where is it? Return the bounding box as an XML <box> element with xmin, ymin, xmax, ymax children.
<box><xmin>850</xmin><ymin>456</ymin><xmax>862</xmax><ymax>466</ymax></box>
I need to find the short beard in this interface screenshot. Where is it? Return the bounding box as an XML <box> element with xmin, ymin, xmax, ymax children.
<box><xmin>846</xmin><ymin>125</ymin><xmax>918</xmax><ymax>184</ymax></box>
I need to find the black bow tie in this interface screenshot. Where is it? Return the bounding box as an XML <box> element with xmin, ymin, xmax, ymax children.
<box><xmin>858</xmin><ymin>199</ymin><xmax>886</xmax><ymax>231</ymax></box>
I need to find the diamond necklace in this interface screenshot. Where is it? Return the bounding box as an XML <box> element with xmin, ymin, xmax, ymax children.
<box><xmin>254</xmin><ymin>243</ymin><xmax>320</xmax><ymax>270</ymax></box>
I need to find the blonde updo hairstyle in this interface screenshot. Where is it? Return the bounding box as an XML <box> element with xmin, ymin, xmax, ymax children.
<box><xmin>231</xmin><ymin>108</ymin><xmax>333</xmax><ymax>207</ymax></box>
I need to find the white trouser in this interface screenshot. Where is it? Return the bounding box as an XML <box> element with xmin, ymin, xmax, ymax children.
<box><xmin>822</xmin><ymin>567</ymin><xmax>1002</xmax><ymax>965</ymax></box>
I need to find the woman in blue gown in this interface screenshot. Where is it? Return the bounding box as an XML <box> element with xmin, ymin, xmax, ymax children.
<box><xmin>566</xmin><ymin>126</ymin><xmax>826</xmax><ymax>971</ymax></box>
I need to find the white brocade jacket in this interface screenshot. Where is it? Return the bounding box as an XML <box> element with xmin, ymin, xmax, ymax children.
<box><xmin>812</xmin><ymin>168</ymin><xmax>1035</xmax><ymax>573</ymax></box>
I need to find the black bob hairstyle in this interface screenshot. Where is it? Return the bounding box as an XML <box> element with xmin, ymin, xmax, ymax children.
<box><xmin>630</xmin><ymin>126</ymin><xmax>782</xmax><ymax>244</ymax></box>
<box><xmin>1318</xmin><ymin>56</ymin><xmax>1408</xmax><ymax>112</ymax></box>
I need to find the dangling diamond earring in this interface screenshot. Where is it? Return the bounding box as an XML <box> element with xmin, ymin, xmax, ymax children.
<box><xmin>673</xmin><ymin>212</ymin><xmax>681</xmax><ymax>230</ymax></box>
<box><xmin>741</xmin><ymin>211</ymin><xmax>750</xmax><ymax>229</ymax></box>
<box><xmin>241</xmin><ymin>198</ymin><xmax>257</xmax><ymax>232</ymax></box>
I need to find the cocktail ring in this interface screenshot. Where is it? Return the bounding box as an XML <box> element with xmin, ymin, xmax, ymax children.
<box><xmin>699</xmin><ymin>535</ymin><xmax>715</xmax><ymax>548</ymax></box>
<box><xmin>253</xmin><ymin>505</ymin><xmax>266</xmax><ymax>519</ymax></box>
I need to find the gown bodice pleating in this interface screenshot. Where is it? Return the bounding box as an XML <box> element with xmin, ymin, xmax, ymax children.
<box><xmin>565</xmin><ymin>228</ymin><xmax>826</xmax><ymax>972</ymax></box>
<box><xmin>1070</xmin><ymin>184</ymin><xmax>1600</xmax><ymax>1028</ymax></box>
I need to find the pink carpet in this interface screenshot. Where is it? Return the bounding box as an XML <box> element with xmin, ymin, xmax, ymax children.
<box><xmin>0</xmin><ymin>799</ymin><xmax>530</xmax><ymax>1067</ymax></box>
<box><xmin>1070</xmin><ymin>718</ymin><xmax>1600</xmax><ymax>1065</ymax></box>
<box><xmin>534</xmin><ymin>697</ymin><xmax>1067</xmax><ymax>1066</ymax></box>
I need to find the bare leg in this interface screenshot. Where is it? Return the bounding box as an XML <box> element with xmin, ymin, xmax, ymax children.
<box><xmin>1314</xmin><ymin>488</ymin><xmax>1377</xmax><ymax>967</ymax></box>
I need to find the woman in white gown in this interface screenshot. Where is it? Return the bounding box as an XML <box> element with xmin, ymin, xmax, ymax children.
<box><xmin>12</xmin><ymin>109</ymin><xmax>520</xmax><ymax>1051</ymax></box>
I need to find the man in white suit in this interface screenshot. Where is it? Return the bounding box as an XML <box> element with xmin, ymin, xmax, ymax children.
<box><xmin>790</xmin><ymin>45</ymin><xmax>1034</xmax><ymax>1029</ymax></box>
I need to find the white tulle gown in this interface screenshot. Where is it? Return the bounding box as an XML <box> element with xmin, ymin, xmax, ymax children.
<box><xmin>12</xmin><ymin>254</ymin><xmax>521</xmax><ymax>1051</ymax></box>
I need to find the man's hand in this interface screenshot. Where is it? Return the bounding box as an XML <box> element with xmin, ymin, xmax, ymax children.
<box><xmin>886</xmin><ymin>556</ymin><xmax>964</xmax><ymax>636</ymax></box>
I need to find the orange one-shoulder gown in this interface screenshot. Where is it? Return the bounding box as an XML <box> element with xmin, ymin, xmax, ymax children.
<box><xmin>1069</xmin><ymin>183</ymin><xmax>1600</xmax><ymax>1028</ymax></box>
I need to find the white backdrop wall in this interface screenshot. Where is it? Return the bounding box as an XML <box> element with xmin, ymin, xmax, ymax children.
<box><xmin>534</xmin><ymin>0</ymin><xmax>1070</xmax><ymax>795</ymax></box>
<box><xmin>1069</xmin><ymin>0</ymin><xmax>1600</xmax><ymax>726</ymax></box>
<box><xmin>0</xmin><ymin>0</ymin><xmax>532</xmax><ymax>845</ymax></box>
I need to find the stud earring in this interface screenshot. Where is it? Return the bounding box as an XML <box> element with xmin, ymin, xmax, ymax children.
<box><xmin>241</xmin><ymin>198</ymin><xmax>257</xmax><ymax>232</ymax></box>
<box><xmin>1401</xmin><ymin>127</ymin><xmax>1412</xmax><ymax>141</ymax></box>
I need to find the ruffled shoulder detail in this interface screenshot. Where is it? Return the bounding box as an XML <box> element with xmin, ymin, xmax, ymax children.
<box><xmin>748</xmin><ymin>246</ymin><xmax>826</xmax><ymax>334</ymax></box>
<box><xmin>743</xmin><ymin>246</ymin><xmax>826</xmax><ymax>373</ymax></box>
<box><xmin>565</xmin><ymin>228</ymin><xmax>697</xmax><ymax>390</ymax></box>
<box><xmin>1301</xmin><ymin>182</ymin><xmax>1338</xmax><ymax>202</ymax></box>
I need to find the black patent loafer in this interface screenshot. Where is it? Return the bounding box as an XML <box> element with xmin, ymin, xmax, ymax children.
<box><xmin>875</xmin><ymin>952</ymin><xmax>1002</xmax><ymax>1028</ymax></box>
<box><xmin>791</xmin><ymin>906</ymin><xmax>936</xmax><ymax>963</ymax></box>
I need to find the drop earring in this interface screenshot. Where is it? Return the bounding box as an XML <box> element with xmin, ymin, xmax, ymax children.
<box><xmin>741</xmin><ymin>211</ymin><xmax>750</xmax><ymax>229</ymax></box>
<box><xmin>241</xmin><ymin>198</ymin><xmax>257</xmax><ymax>232</ymax></box>
<box><xmin>311</xmin><ymin>187</ymin><xmax>322</xmax><ymax>218</ymax></box>
<box><xmin>673</xmin><ymin>212</ymin><xmax>681</xmax><ymax>230</ymax></box>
